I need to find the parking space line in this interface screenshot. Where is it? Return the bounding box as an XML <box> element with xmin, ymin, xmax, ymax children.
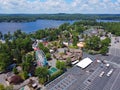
<box><xmin>110</xmin><ymin>71</ymin><xmax>120</xmax><ymax>90</ymax></box>
<box><xmin>109</xmin><ymin>56</ymin><xmax>115</xmax><ymax>62</ymax></box>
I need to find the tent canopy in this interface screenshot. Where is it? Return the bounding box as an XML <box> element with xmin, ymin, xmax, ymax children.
<box><xmin>76</xmin><ymin>57</ymin><xmax>93</xmax><ymax>69</ymax></box>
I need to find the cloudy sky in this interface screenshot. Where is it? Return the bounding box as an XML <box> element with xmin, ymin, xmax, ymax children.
<box><xmin>0</xmin><ymin>0</ymin><xmax>120</xmax><ymax>14</ymax></box>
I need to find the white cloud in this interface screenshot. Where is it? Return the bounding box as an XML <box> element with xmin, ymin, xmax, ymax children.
<box><xmin>0</xmin><ymin>0</ymin><xmax>119</xmax><ymax>14</ymax></box>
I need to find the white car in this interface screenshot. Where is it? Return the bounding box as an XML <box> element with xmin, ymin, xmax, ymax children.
<box><xmin>99</xmin><ymin>71</ymin><xmax>105</xmax><ymax>77</ymax></box>
<box><xmin>107</xmin><ymin>69</ymin><xmax>114</xmax><ymax>77</ymax></box>
<box><xmin>106</xmin><ymin>64</ymin><xmax>110</xmax><ymax>67</ymax></box>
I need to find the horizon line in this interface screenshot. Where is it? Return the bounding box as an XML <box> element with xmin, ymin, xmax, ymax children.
<box><xmin>0</xmin><ymin>13</ymin><xmax>120</xmax><ymax>15</ymax></box>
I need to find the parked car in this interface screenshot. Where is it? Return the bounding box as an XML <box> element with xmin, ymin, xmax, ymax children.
<box><xmin>107</xmin><ymin>69</ymin><xmax>114</xmax><ymax>77</ymax></box>
<box><xmin>99</xmin><ymin>71</ymin><xmax>105</xmax><ymax>77</ymax></box>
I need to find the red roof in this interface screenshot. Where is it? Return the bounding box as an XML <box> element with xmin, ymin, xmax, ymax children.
<box><xmin>7</xmin><ymin>75</ymin><xmax>23</xmax><ymax>84</ymax></box>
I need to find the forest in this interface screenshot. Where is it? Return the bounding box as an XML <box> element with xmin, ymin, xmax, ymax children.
<box><xmin>0</xmin><ymin>14</ymin><xmax>120</xmax><ymax>22</ymax></box>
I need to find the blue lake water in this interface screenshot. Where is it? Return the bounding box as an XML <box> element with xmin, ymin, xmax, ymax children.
<box><xmin>0</xmin><ymin>19</ymin><xmax>120</xmax><ymax>34</ymax></box>
<box><xmin>0</xmin><ymin>20</ymin><xmax>75</xmax><ymax>34</ymax></box>
<box><xmin>96</xmin><ymin>19</ymin><xmax>120</xmax><ymax>22</ymax></box>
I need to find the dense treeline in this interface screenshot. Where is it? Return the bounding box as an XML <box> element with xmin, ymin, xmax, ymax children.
<box><xmin>0</xmin><ymin>30</ymin><xmax>33</xmax><ymax>71</ymax></box>
<box><xmin>101</xmin><ymin>23</ymin><xmax>120</xmax><ymax>36</ymax></box>
<box><xmin>72</xmin><ymin>21</ymin><xmax>120</xmax><ymax>36</ymax></box>
<box><xmin>85</xmin><ymin>36</ymin><xmax>111</xmax><ymax>55</ymax></box>
<box><xmin>0</xmin><ymin>14</ymin><xmax>120</xmax><ymax>22</ymax></box>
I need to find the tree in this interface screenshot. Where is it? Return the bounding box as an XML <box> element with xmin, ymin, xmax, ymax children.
<box><xmin>56</xmin><ymin>60</ymin><xmax>66</xmax><ymax>70</ymax></box>
<box><xmin>75</xmin><ymin>25</ymin><xmax>85</xmax><ymax>34</ymax></box>
<box><xmin>85</xmin><ymin>36</ymin><xmax>100</xmax><ymax>51</ymax></box>
<box><xmin>0</xmin><ymin>31</ymin><xmax>3</xmax><ymax>39</ymax></box>
<box><xmin>22</xmin><ymin>54</ymin><xmax>33</xmax><ymax>72</ymax></box>
<box><xmin>101</xmin><ymin>37</ymin><xmax>111</xmax><ymax>47</ymax></box>
<box><xmin>66</xmin><ymin>57</ymin><xmax>72</xmax><ymax>66</ymax></box>
<box><xmin>22</xmin><ymin>62</ymin><xmax>30</xmax><ymax>71</ymax></box>
<box><xmin>19</xmin><ymin>71</ymin><xmax>28</xmax><ymax>80</ymax></box>
<box><xmin>13</xmin><ymin>67</ymin><xmax>18</xmax><ymax>74</ymax></box>
<box><xmin>7</xmin><ymin>31</ymin><xmax>11</xmax><ymax>40</ymax></box>
<box><xmin>26</xmin><ymin>54</ymin><xmax>33</xmax><ymax>64</ymax></box>
<box><xmin>35</xmin><ymin>67</ymin><xmax>49</xmax><ymax>84</ymax></box>
<box><xmin>100</xmin><ymin>46</ymin><xmax>109</xmax><ymax>55</ymax></box>
<box><xmin>73</xmin><ymin>36</ymin><xmax>79</xmax><ymax>46</ymax></box>
<box><xmin>0</xmin><ymin>53</ymin><xmax>11</xmax><ymax>71</ymax></box>
<box><xmin>12</xmin><ymin>48</ymin><xmax>22</xmax><ymax>63</ymax></box>
<box><xmin>23</xmin><ymin>71</ymin><xmax>28</xmax><ymax>80</ymax></box>
<box><xmin>46</xmin><ymin>53</ymin><xmax>51</xmax><ymax>60</ymax></box>
<box><xmin>4</xmin><ymin>34</ymin><xmax>8</xmax><ymax>40</ymax></box>
<box><xmin>43</xmin><ymin>47</ymin><xmax>49</xmax><ymax>54</ymax></box>
<box><xmin>38</xmin><ymin>42</ymin><xmax>44</xmax><ymax>49</ymax></box>
<box><xmin>59</xmin><ymin>23</ymin><xmax>70</xmax><ymax>31</ymax></box>
<box><xmin>38</xmin><ymin>42</ymin><xmax>49</xmax><ymax>54</ymax></box>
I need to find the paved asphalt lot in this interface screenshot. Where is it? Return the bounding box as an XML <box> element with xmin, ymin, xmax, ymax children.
<box><xmin>46</xmin><ymin>36</ymin><xmax>120</xmax><ymax>90</ymax></box>
<box><xmin>46</xmin><ymin>52</ymin><xmax>120</xmax><ymax>90</ymax></box>
<box><xmin>0</xmin><ymin>73</ymin><xmax>7</xmax><ymax>86</ymax></box>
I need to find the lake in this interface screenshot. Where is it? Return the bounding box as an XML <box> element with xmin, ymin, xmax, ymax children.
<box><xmin>0</xmin><ymin>20</ymin><xmax>75</xmax><ymax>34</ymax></box>
<box><xmin>0</xmin><ymin>19</ymin><xmax>120</xmax><ymax>34</ymax></box>
<box><xmin>96</xmin><ymin>19</ymin><xmax>120</xmax><ymax>23</ymax></box>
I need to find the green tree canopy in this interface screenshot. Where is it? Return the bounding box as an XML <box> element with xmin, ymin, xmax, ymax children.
<box><xmin>35</xmin><ymin>67</ymin><xmax>49</xmax><ymax>84</ymax></box>
<box><xmin>101</xmin><ymin>37</ymin><xmax>111</xmax><ymax>47</ymax></box>
<box><xmin>0</xmin><ymin>53</ymin><xmax>11</xmax><ymax>71</ymax></box>
<box><xmin>85</xmin><ymin>36</ymin><xmax>100</xmax><ymax>51</ymax></box>
<box><xmin>56</xmin><ymin>60</ymin><xmax>66</xmax><ymax>70</ymax></box>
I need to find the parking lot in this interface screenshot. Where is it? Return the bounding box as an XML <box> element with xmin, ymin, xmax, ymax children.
<box><xmin>46</xmin><ymin>52</ymin><xmax>120</xmax><ymax>90</ymax></box>
<box><xmin>45</xmin><ymin>36</ymin><xmax>120</xmax><ymax>90</ymax></box>
<box><xmin>81</xmin><ymin>66</ymin><xmax>120</xmax><ymax>90</ymax></box>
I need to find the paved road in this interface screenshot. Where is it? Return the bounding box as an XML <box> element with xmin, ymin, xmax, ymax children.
<box><xmin>0</xmin><ymin>74</ymin><xmax>7</xmax><ymax>86</ymax></box>
<box><xmin>108</xmin><ymin>37</ymin><xmax>120</xmax><ymax>57</ymax></box>
<box><xmin>48</xmin><ymin>54</ymin><xmax>56</xmax><ymax>67</ymax></box>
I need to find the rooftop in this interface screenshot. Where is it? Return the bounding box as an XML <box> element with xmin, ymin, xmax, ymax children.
<box><xmin>76</xmin><ymin>57</ymin><xmax>93</xmax><ymax>69</ymax></box>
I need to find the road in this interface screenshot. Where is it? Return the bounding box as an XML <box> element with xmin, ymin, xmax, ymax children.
<box><xmin>108</xmin><ymin>36</ymin><xmax>120</xmax><ymax>57</ymax></box>
<box><xmin>0</xmin><ymin>74</ymin><xmax>7</xmax><ymax>86</ymax></box>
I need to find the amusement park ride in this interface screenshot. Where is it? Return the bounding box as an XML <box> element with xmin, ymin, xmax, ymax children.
<box><xmin>32</xmin><ymin>41</ymin><xmax>48</xmax><ymax>67</ymax></box>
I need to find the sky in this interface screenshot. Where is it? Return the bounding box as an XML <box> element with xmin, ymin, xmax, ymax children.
<box><xmin>0</xmin><ymin>0</ymin><xmax>120</xmax><ymax>14</ymax></box>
